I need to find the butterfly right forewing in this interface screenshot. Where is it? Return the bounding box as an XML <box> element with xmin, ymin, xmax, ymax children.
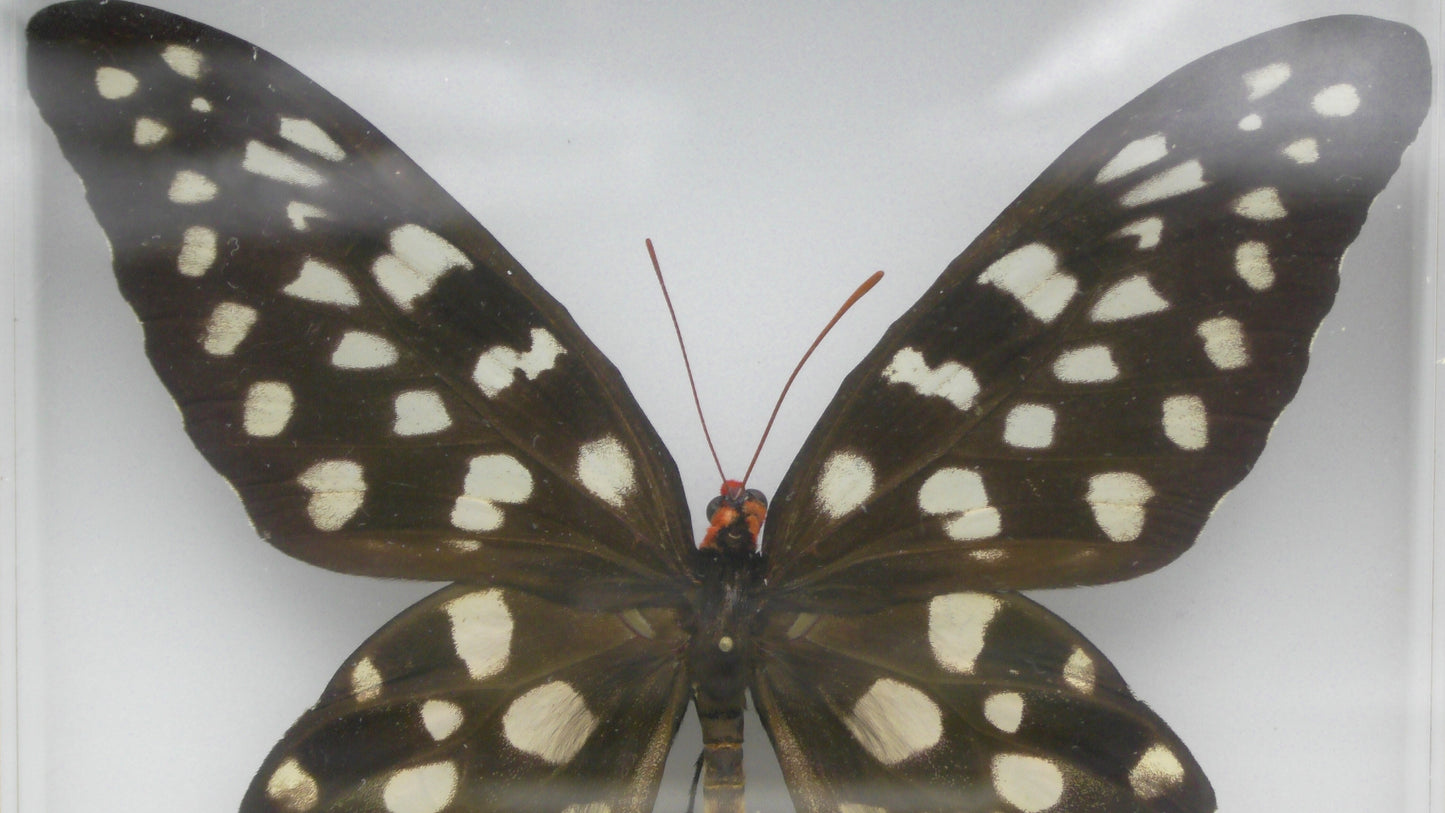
<box><xmin>757</xmin><ymin>16</ymin><xmax>1431</xmax><ymax>611</ymax></box>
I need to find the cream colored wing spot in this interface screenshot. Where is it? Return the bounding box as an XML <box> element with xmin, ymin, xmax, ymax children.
<box><xmin>844</xmin><ymin>679</ymin><xmax>942</xmax><ymax>765</ymax></box>
<box><xmin>450</xmin><ymin>455</ymin><xmax>533</xmax><ymax>532</ymax></box>
<box><xmin>978</xmin><ymin>243</ymin><xmax>1077</xmax><ymax>323</ymax></box>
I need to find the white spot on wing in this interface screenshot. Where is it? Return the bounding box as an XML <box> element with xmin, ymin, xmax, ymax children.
<box><xmin>202</xmin><ymin>302</ymin><xmax>258</xmax><ymax>356</ymax></box>
<box><xmin>1243</xmin><ymin>62</ymin><xmax>1291</xmax><ymax>100</ymax></box>
<box><xmin>133</xmin><ymin>116</ymin><xmax>168</xmax><ymax>146</ymax></box>
<box><xmin>420</xmin><ymin>700</ymin><xmax>464</xmax><ymax>741</ymax></box>
<box><xmin>815</xmin><ymin>452</ymin><xmax>874</xmax><ymax>519</ymax></box>
<box><xmin>266</xmin><ymin>758</ymin><xmax>319</xmax><ymax>812</ymax></box>
<box><xmin>1115</xmin><ymin>216</ymin><xmax>1163</xmax><ymax>249</ymax></box>
<box><xmin>445</xmin><ymin>590</ymin><xmax>512</xmax><ymax>680</ymax></box>
<box><xmin>1238</xmin><ymin>112</ymin><xmax>1263</xmax><ymax>131</ymax></box>
<box><xmin>94</xmin><ymin>66</ymin><xmax>138</xmax><ymax>99</ymax></box>
<box><xmin>1130</xmin><ymin>744</ymin><xmax>1186</xmax><ymax>798</ymax></box>
<box><xmin>450</xmin><ymin>454</ymin><xmax>532</xmax><ymax>532</ymax></box>
<box><xmin>350</xmin><ymin>657</ymin><xmax>383</xmax><ymax>702</ymax></box>
<box><xmin>1120</xmin><ymin>159</ymin><xmax>1206</xmax><ymax>207</ymax></box>
<box><xmin>279</xmin><ymin>116</ymin><xmax>346</xmax><ymax>161</ymax></box>
<box><xmin>1197</xmin><ymin>317</ymin><xmax>1249</xmax><ymax>369</ymax></box>
<box><xmin>1313</xmin><ymin>83</ymin><xmax>1360</xmax><ymax>117</ymax></box>
<box><xmin>503</xmin><ymin>681</ymin><xmax>598</xmax><ymax>764</ymax></box>
<box><xmin>283</xmin><ymin>258</ymin><xmax>361</xmax><ymax>307</ymax></box>
<box><xmin>978</xmin><ymin>243</ymin><xmax>1076</xmax><ymax>323</ymax></box>
<box><xmin>372</xmin><ymin>225</ymin><xmax>472</xmax><ymax>310</ymax></box>
<box><xmin>928</xmin><ymin>593</ymin><xmax>1000</xmax><ymax>673</ymax></box>
<box><xmin>382</xmin><ymin>761</ymin><xmax>458</xmax><ymax>813</ymax></box>
<box><xmin>1086</xmin><ymin>472</ymin><xmax>1154</xmax><ymax>542</ymax></box>
<box><xmin>331</xmin><ymin>331</ymin><xmax>399</xmax><ymax>370</ymax></box>
<box><xmin>881</xmin><ymin>348</ymin><xmax>979</xmax><ymax>410</ymax></box>
<box><xmin>161</xmin><ymin>44</ymin><xmax>204</xmax><ymax>79</ymax></box>
<box><xmin>918</xmin><ymin>468</ymin><xmax>1000</xmax><ymax>541</ymax></box>
<box><xmin>298</xmin><ymin>459</ymin><xmax>366</xmax><ymax>531</ymax></box>
<box><xmin>243</xmin><ymin>381</ymin><xmax>294</xmax><ymax>437</ymax></box>
<box><xmin>1283</xmin><ymin>137</ymin><xmax>1320</xmax><ymax>164</ymax></box>
<box><xmin>393</xmin><ymin>390</ymin><xmax>452</xmax><ymax>436</ymax></box>
<box><xmin>1095</xmin><ymin>133</ymin><xmax>1168</xmax><ymax>183</ymax></box>
<box><xmin>983</xmin><ymin>692</ymin><xmax>1024</xmax><ymax>733</ymax></box>
<box><xmin>190</xmin><ymin>96</ymin><xmax>212</xmax><ymax>113</ymax></box>
<box><xmin>1162</xmin><ymin>395</ymin><xmax>1208</xmax><ymax>450</ymax></box>
<box><xmin>167</xmin><ymin>170</ymin><xmax>217</xmax><ymax>204</ymax></box>
<box><xmin>1063</xmin><ymin>647</ymin><xmax>1096</xmax><ymax>693</ymax></box>
<box><xmin>1003</xmin><ymin>404</ymin><xmax>1055</xmax><ymax>449</ymax></box>
<box><xmin>577</xmin><ymin>436</ymin><xmax>636</xmax><ymax>508</ymax></box>
<box><xmin>286</xmin><ymin>201</ymin><xmax>329</xmax><ymax>231</ymax></box>
<box><xmin>845</xmin><ymin>679</ymin><xmax>942</xmax><ymax>765</ymax></box>
<box><xmin>1090</xmin><ymin>275</ymin><xmax>1169</xmax><ymax>322</ymax></box>
<box><xmin>785</xmin><ymin>613</ymin><xmax>818</xmax><ymax>639</ymax></box>
<box><xmin>1233</xmin><ymin>187</ymin><xmax>1287</xmax><ymax>220</ymax></box>
<box><xmin>992</xmin><ymin>753</ymin><xmax>1065</xmax><ymax>813</ymax></box>
<box><xmin>1053</xmin><ymin>345</ymin><xmax>1118</xmax><ymax>383</ymax></box>
<box><xmin>242</xmin><ymin>141</ymin><xmax>326</xmax><ymax>187</ymax></box>
<box><xmin>177</xmin><ymin>225</ymin><xmax>218</xmax><ymax>277</ymax></box>
<box><xmin>472</xmin><ymin>328</ymin><xmax>567</xmax><ymax>397</ymax></box>
<box><xmin>1234</xmin><ymin>241</ymin><xmax>1274</xmax><ymax>290</ymax></box>
<box><xmin>620</xmin><ymin>609</ymin><xmax>655</xmax><ymax>639</ymax></box>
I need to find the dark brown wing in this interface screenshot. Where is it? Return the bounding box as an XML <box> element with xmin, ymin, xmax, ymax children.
<box><xmin>27</xmin><ymin>0</ymin><xmax>698</xmax><ymax>609</ymax></box>
<box><xmin>759</xmin><ymin>16</ymin><xmax>1431</xmax><ymax>611</ymax></box>
<box><xmin>241</xmin><ymin>585</ymin><xmax>690</xmax><ymax>813</ymax></box>
<box><xmin>753</xmin><ymin>591</ymin><xmax>1214</xmax><ymax>812</ymax></box>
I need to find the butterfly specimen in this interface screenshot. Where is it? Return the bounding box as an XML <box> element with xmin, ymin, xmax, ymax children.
<box><xmin>26</xmin><ymin>1</ymin><xmax>1432</xmax><ymax>811</ymax></box>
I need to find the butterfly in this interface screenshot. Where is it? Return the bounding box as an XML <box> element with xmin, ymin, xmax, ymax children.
<box><xmin>25</xmin><ymin>2</ymin><xmax>1431</xmax><ymax>812</ymax></box>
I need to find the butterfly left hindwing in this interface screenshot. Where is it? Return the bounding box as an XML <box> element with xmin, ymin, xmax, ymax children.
<box><xmin>243</xmin><ymin>586</ymin><xmax>689</xmax><ymax>813</ymax></box>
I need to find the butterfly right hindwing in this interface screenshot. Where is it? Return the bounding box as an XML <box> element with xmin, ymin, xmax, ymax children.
<box><xmin>753</xmin><ymin>592</ymin><xmax>1213</xmax><ymax>813</ymax></box>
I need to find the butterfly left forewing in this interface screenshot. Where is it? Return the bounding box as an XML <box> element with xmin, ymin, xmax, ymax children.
<box><xmin>759</xmin><ymin>16</ymin><xmax>1431</xmax><ymax>610</ymax></box>
<box><xmin>27</xmin><ymin>0</ymin><xmax>696</xmax><ymax>608</ymax></box>
<box><xmin>243</xmin><ymin>584</ymin><xmax>690</xmax><ymax>813</ymax></box>
<box><xmin>752</xmin><ymin>592</ymin><xmax>1213</xmax><ymax>813</ymax></box>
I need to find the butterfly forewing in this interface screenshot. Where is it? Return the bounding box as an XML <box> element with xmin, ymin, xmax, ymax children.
<box><xmin>752</xmin><ymin>592</ymin><xmax>1213</xmax><ymax>812</ymax></box>
<box><xmin>27</xmin><ymin>0</ymin><xmax>696</xmax><ymax>607</ymax></box>
<box><xmin>759</xmin><ymin>16</ymin><xmax>1431</xmax><ymax>610</ymax></box>
<box><xmin>242</xmin><ymin>585</ymin><xmax>690</xmax><ymax>813</ymax></box>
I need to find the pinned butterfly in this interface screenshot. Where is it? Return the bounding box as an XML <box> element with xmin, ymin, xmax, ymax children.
<box><xmin>28</xmin><ymin>2</ymin><xmax>1430</xmax><ymax>811</ymax></box>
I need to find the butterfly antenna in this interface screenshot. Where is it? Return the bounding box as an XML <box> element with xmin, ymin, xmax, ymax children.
<box><xmin>648</xmin><ymin>239</ymin><xmax>728</xmax><ymax>484</ymax></box>
<box><xmin>741</xmin><ymin>270</ymin><xmax>885</xmax><ymax>487</ymax></box>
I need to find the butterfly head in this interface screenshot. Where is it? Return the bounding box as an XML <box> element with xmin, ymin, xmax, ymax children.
<box><xmin>701</xmin><ymin>479</ymin><xmax>767</xmax><ymax>555</ymax></box>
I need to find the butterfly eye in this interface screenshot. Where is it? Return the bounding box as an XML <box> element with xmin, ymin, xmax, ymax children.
<box><xmin>705</xmin><ymin>495</ymin><xmax>726</xmax><ymax>521</ymax></box>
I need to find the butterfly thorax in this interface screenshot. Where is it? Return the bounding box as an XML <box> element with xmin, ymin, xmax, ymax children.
<box><xmin>687</xmin><ymin>485</ymin><xmax>768</xmax><ymax>812</ymax></box>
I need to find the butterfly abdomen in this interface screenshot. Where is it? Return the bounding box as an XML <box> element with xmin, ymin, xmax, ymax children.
<box><xmin>687</xmin><ymin>540</ymin><xmax>765</xmax><ymax>813</ymax></box>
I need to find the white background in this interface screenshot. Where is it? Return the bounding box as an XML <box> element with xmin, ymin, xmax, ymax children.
<box><xmin>8</xmin><ymin>1</ymin><xmax>1439</xmax><ymax>812</ymax></box>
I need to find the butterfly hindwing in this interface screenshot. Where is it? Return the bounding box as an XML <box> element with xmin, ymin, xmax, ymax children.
<box><xmin>242</xmin><ymin>585</ymin><xmax>690</xmax><ymax>813</ymax></box>
<box><xmin>26</xmin><ymin>0</ymin><xmax>696</xmax><ymax>608</ymax></box>
<box><xmin>758</xmin><ymin>16</ymin><xmax>1431</xmax><ymax>610</ymax></box>
<box><xmin>752</xmin><ymin>592</ymin><xmax>1214</xmax><ymax>812</ymax></box>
